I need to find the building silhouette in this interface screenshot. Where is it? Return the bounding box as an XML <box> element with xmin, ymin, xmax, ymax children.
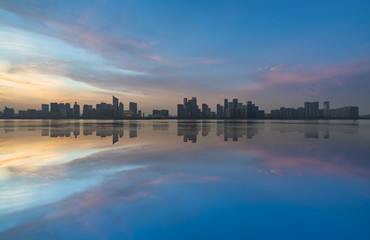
<box><xmin>73</xmin><ymin>102</ymin><xmax>80</xmax><ymax>119</ymax></box>
<box><xmin>129</xmin><ymin>102</ymin><xmax>138</xmax><ymax>117</ymax></box>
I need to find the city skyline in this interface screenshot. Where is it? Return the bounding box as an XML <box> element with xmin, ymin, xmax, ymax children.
<box><xmin>1</xmin><ymin>1</ymin><xmax>370</xmax><ymax>114</ymax></box>
<box><xmin>0</xmin><ymin>95</ymin><xmax>361</xmax><ymax>119</ymax></box>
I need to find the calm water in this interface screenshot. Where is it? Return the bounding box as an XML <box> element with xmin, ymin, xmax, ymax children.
<box><xmin>0</xmin><ymin>119</ymin><xmax>369</xmax><ymax>239</ymax></box>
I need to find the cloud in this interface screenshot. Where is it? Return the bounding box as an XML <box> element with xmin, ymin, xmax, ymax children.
<box><xmin>257</xmin><ymin>65</ymin><xmax>269</xmax><ymax>71</ymax></box>
<box><xmin>143</xmin><ymin>54</ymin><xmax>225</xmax><ymax>67</ymax></box>
<box><xmin>269</xmin><ymin>64</ymin><xmax>285</xmax><ymax>72</ymax></box>
<box><xmin>242</xmin><ymin>61</ymin><xmax>370</xmax><ymax>92</ymax></box>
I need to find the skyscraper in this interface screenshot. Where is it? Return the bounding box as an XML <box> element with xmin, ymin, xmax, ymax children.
<box><xmin>177</xmin><ymin>104</ymin><xmax>185</xmax><ymax>118</ymax></box>
<box><xmin>65</xmin><ymin>103</ymin><xmax>73</xmax><ymax>118</ymax></box>
<box><xmin>323</xmin><ymin>101</ymin><xmax>330</xmax><ymax>118</ymax></box>
<box><xmin>178</xmin><ymin>97</ymin><xmax>200</xmax><ymax>118</ymax></box>
<box><xmin>50</xmin><ymin>103</ymin><xmax>59</xmax><ymax>113</ymax></box>
<box><xmin>224</xmin><ymin>99</ymin><xmax>228</xmax><ymax>117</ymax></box>
<box><xmin>304</xmin><ymin>102</ymin><xmax>319</xmax><ymax>118</ymax></box>
<box><xmin>129</xmin><ymin>102</ymin><xmax>138</xmax><ymax>117</ymax></box>
<box><xmin>41</xmin><ymin>104</ymin><xmax>49</xmax><ymax>113</ymax></box>
<box><xmin>216</xmin><ymin>104</ymin><xmax>221</xmax><ymax>118</ymax></box>
<box><xmin>73</xmin><ymin>102</ymin><xmax>80</xmax><ymax>119</ymax></box>
<box><xmin>113</xmin><ymin>96</ymin><xmax>119</xmax><ymax>118</ymax></box>
<box><xmin>119</xmin><ymin>102</ymin><xmax>124</xmax><ymax>118</ymax></box>
<box><xmin>202</xmin><ymin>104</ymin><xmax>210</xmax><ymax>118</ymax></box>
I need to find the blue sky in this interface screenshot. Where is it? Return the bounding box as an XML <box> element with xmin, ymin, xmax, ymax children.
<box><xmin>0</xmin><ymin>0</ymin><xmax>370</xmax><ymax>114</ymax></box>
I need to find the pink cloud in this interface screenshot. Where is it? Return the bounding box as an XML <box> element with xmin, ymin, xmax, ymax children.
<box><xmin>257</xmin><ymin>65</ymin><xmax>269</xmax><ymax>71</ymax></box>
<box><xmin>269</xmin><ymin>64</ymin><xmax>285</xmax><ymax>72</ymax></box>
<box><xmin>242</xmin><ymin>61</ymin><xmax>370</xmax><ymax>92</ymax></box>
<box><xmin>195</xmin><ymin>58</ymin><xmax>225</xmax><ymax>64</ymax></box>
<box><xmin>239</xmin><ymin>148</ymin><xmax>370</xmax><ymax>178</ymax></box>
<box><xmin>270</xmin><ymin>169</ymin><xmax>285</xmax><ymax>176</ymax></box>
<box><xmin>144</xmin><ymin>55</ymin><xmax>225</xmax><ymax>67</ymax></box>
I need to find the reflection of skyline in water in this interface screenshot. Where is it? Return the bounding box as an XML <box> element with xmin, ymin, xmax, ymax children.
<box><xmin>0</xmin><ymin>119</ymin><xmax>369</xmax><ymax>240</ymax></box>
<box><xmin>0</xmin><ymin>120</ymin><xmax>362</xmax><ymax>144</ymax></box>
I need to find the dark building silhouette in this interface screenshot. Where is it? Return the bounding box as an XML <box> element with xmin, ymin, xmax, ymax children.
<box><xmin>152</xmin><ymin>109</ymin><xmax>169</xmax><ymax>118</ymax></box>
<box><xmin>58</xmin><ymin>103</ymin><xmax>67</xmax><ymax>118</ymax></box>
<box><xmin>83</xmin><ymin>105</ymin><xmax>96</xmax><ymax>119</ymax></box>
<box><xmin>96</xmin><ymin>102</ymin><xmax>113</xmax><ymax>119</ymax></box>
<box><xmin>129</xmin><ymin>102</ymin><xmax>138</xmax><ymax>117</ymax></box>
<box><xmin>41</xmin><ymin>104</ymin><xmax>49</xmax><ymax>114</ymax></box>
<box><xmin>113</xmin><ymin>96</ymin><xmax>119</xmax><ymax>119</ymax></box>
<box><xmin>224</xmin><ymin>99</ymin><xmax>228</xmax><ymax>117</ymax></box>
<box><xmin>73</xmin><ymin>102</ymin><xmax>80</xmax><ymax>119</ymax></box>
<box><xmin>119</xmin><ymin>102</ymin><xmax>124</xmax><ymax>118</ymax></box>
<box><xmin>201</xmin><ymin>104</ymin><xmax>211</xmax><ymax>118</ymax></box>
<box><xmin>177</xmin><ymin>97</ymin><xmax>201</xmax><ymax>118</ymax></box>
<box><xmin>3</xmin><ymin>107</ymin><xmax>15</xmax><ymax>118</ymax></box>
<box><xmin>270</xmin><ymin>101</ymin><xmax>359</xmax><ymax>119</ymax></box>
<box><xmin>304</xmin><ymin>102</ymin><xmax>319</xmax><ymax>118</ymax></box>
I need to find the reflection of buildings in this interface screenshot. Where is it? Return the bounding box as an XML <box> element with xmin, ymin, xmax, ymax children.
<box><xmin>153</xmin><ymin>121</ymin><xmax>169</xmax><ymax>131</ymax></box>
<box><xmin>33</xmin><ymin>121</ymin><xmax>141</xmax><ymax>144</ymax></box>
<box><xmin>222</xmin><ymin>121</ymin><xmax>260</xmax><ymax>141</ymax></box>
<box><xmin>177</xmin><ymin>120</ymin><xmax>261</xmax><ymax>143</ymax></box>
<box><xmin>202</xmin><ymin>121</ymin><xmax>211</xmax><ymax>136</ymax></box>
<box><xmin>304</xmin><ymin>125</ymin><xmax>319</xmax><ymax>139</ymax></box>
<box><xmin>271</xmin><ymin>120</ymin><xmax>359</xmax><ymax>139</ymax></box>
<box><xmin>177</xmin><ymin>121</ymin><xmax>200</xmax><ymax>143</ymax></box>
<box><xmin>129</xmin><ymin>121</ymin><xmax>138</xmax><ymax>138</ymax></box>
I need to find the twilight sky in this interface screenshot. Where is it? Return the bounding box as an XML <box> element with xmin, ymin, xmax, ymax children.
<box><xmin>0</xmin><ymin>0</ymin><xmax>370</xmax><ymax>115</ymax></box>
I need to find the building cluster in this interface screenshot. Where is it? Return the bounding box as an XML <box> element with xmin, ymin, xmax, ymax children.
<box><xmin>177</xmin><ymin>97</ymin><xmax>265</xmax><ymax>119</ymax></box>
<box><xmin>269</xmin><ymin>101</ymin><xmax>359</xmax><ymax>119</ymax></box>
<box><xmin>0</xmin><ymin>96</ymin><xmax>143</xmax><ymax>119</ymax></box>
<box><xmin>0</xmin><ymin>97</ymin><xmax>361</xmax><ymax>120</ymax></box>
<box><xmin>150</xmin><ymin>109</ymin><xmax>169</xmax><ymax>118</ymax></box>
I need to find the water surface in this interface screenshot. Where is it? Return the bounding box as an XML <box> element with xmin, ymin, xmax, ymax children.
<box><xmin>0</xmin><ymin>120</ymin><xmax>369</xmax><ymax>239</ymax></box>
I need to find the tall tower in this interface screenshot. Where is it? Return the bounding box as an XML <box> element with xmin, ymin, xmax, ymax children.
<box><xmin>113</xmin><ymin>96</ymin><xmax>119</xmax><ymax>118</ymax></box>
<box><xmin>73</xmin><ymin>102</ymin><xmax>80</xmax><ymax>119</ymax></box>
<box><xmin>323</xmin><ymin>101</ymin><xmax>330</xmax><ymax>118</ymax></box>
<box><xmin>224</xmin><ymin>99</ymin><xmax>228</xmax><ymax>117</ymax></box>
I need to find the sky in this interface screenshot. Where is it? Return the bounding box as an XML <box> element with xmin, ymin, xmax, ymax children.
<box><xmin>0</xmin><ymin>0</ymin><xmax>370</xmax><ymax>115</ymax></box>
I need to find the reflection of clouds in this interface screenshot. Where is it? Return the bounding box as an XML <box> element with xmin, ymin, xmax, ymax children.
<box><xmin>1</xmin><ymin>120</ymin><xmax>369</xmax><ymax>238</ymax></box>
<box><xmin>240</xmin><ymin>148</ymin><xmax>370</xmax><ymax>179</ymax></box>
<box><xmin>0</xmin><ymin>130</ymin><xmax>147</xmax><ymax>216</ymax></box>
<box><xmin>0</xmin><ymin>145</ymin><xmax>227</xmax><ymax>236</ymax></box>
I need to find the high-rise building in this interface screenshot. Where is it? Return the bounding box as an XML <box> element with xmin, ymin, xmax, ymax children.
<box><xmin>3</xmin><ymin>107</ymin><xmax>15</xmax><ymax>118</ymax></box>
<box><xmin>41</xmin><ymin>104</ymin><xmax>49</xmax><ymax>113</ymax></box>
<box><xmin>58</xmin><ymin>103</ymin><xmax>67</xmax><ymax>118</ymax></box>
<box><xmin>73</xmin><ymin>102</ymin><xmax>80</xmax><ymax>119</ymax></box>
<box><xmin>65</xmin><ymin>103</ymin><xmax>73</xmax><ymax>118</ymax></box>
<box><xmin>224</xmin><ymin>99</ymin><xmax>228</xmax><ymax>117</ymax></box>
<box><xmin>202</xmin><ymin>104</ymin><xmax>210</xmax><ymax>118</ymax></box>
<box><xmin>129</xmin><ymin>102</ymin><xmax>138</xmax><ymax>117</ymax></box>
<box><xmin>323</xmin><ymin>101</ymin><xmax>330</xmax><ymax>118</ymax></box>
<box><xmin>331</xmin><ymin>106</ymin><xmax>359</xmax><ymax>119</ymax></box>
<box><xmin>177</xmin><ymin>104</ymin><xmax>185</xmax><ymax>118</ymax></box>
<box><xmin>178</xmin><ymin>97</ymin><xmax>200</xmax><ymax>118</ymax></box>
<box><xmin>113</xmin><ymin>96</ymin><xmax>119</xmax><ymax>118</ymax></box>
<box><xmin>304</xmin><ymin>102</ymin><xmax>319</xmax><ymax>118</ymax></box>
<box><xmin>96</xmin><ymin>102</ymin><xmax>113</xmax><ymax>119</ymax></box>
<box><xmin>119</xmin><ymin>102</ymin><xmax>124</xmax><ymax>118</ymax></box>
<box><xmin>216</xmin><ymin>104</ymin><xmax>222</xmax><ymax>118</ymax></box>
<box><xmin>83</xmin><ymin>105</ymin><xmax>96</xmax><ymax>118</ymax></box>
<box><xmin>232</xmin><ymin>99</ymin><xmax>238</xmax><ymax>118</ymax></box>
<box><xmin>227</xmin><ymin>102</ymin><xmax>233</xmax><ymax>118</ymax></box>
<box><xmin>50</xmin><ymin>103</ymin><xmax>59</xmax><ymax>113</ymax></box>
